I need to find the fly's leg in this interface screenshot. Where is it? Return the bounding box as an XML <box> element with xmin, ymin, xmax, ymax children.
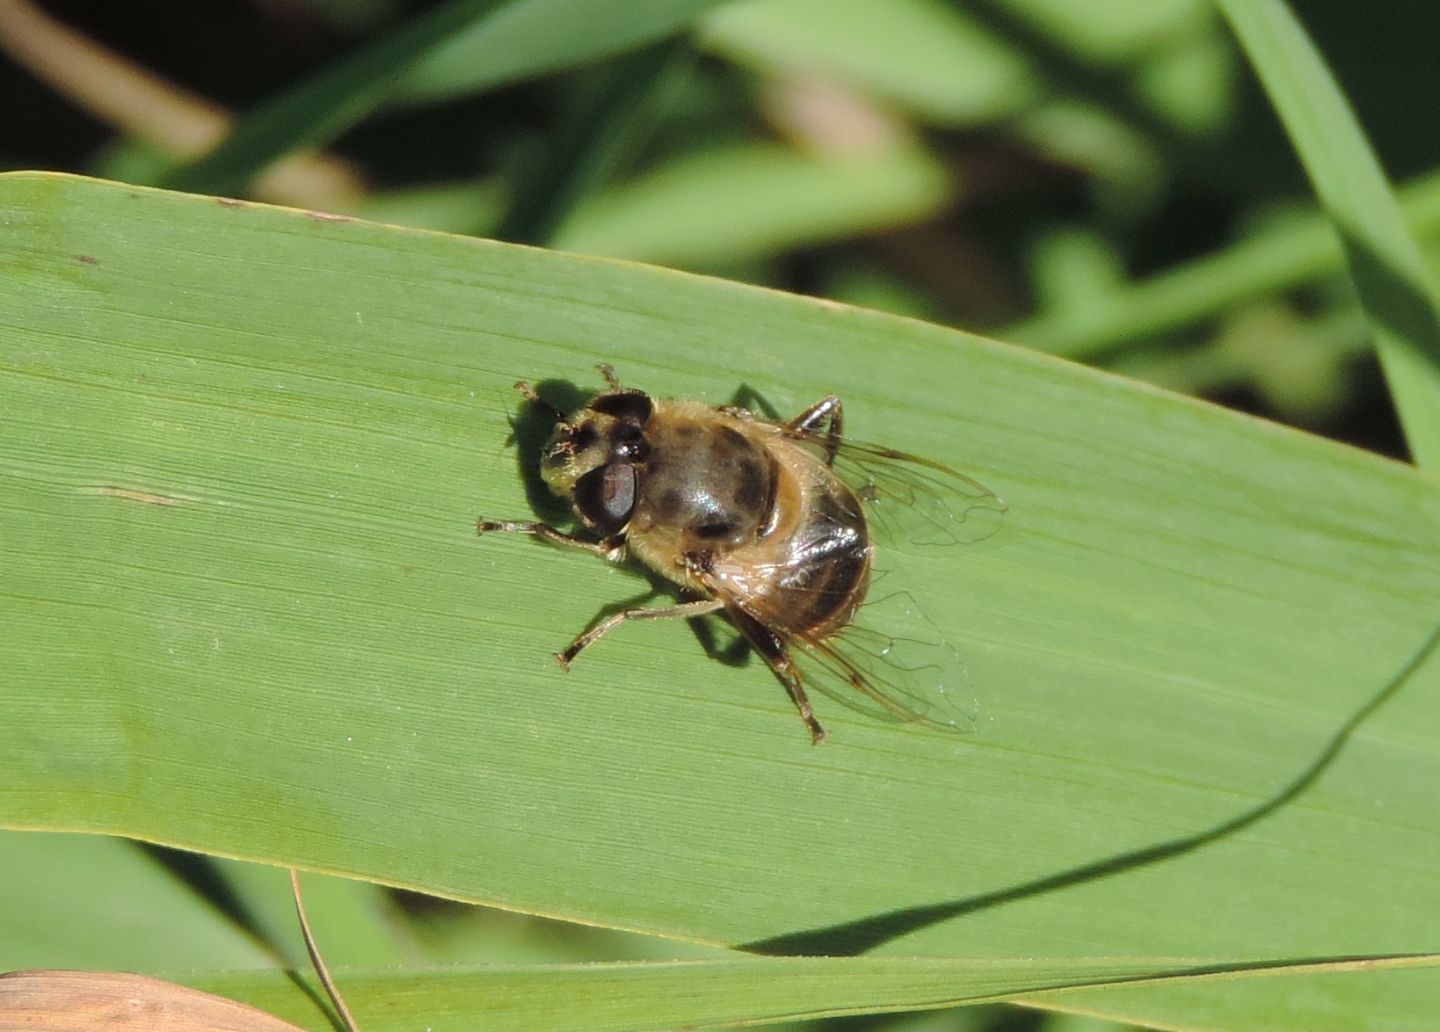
<box><xmin>598</xmin><ymin>364</ymin><xmax>623</xmax><ymax>391</ymax></box>
<box><xmin>556</xmin><ymin>599</ymin><xmax>725</xmax><ymax>669</ymax></box>
<box><xmin>787</xmin><ymin>394</ymin><xmax>843</xmax><ymax>467</ymax></box>
<box><xmin>726</xmin><ymin>606</ymin><xmax>828</xmax><ymax>744</ymax></box>
<box><xmin>478</xmin><ymin>517</ymin><xmax>705</xmax><ymax>668</ymax></box>
<box><xmin>476</xmin><ymin>519</ymin><xmax>623</xmax><ymax>560</ymax></box>
<box><xmin>513</xmin><ymin>380</ymin><xmax>565</xmax><ymax>421</ymax></box>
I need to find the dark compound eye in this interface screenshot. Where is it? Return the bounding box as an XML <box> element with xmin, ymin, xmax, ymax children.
<box><xmin>573</xmin><ymin>463</ymin><xmax>638</xmax><ymax>533</ymax></box>
<box><xmin>590</xmin><ymin>390</ymin><xmax>654</xmax><ymax>425</ymax></box>
<box><xmin>601</xmin><ymin>463</ymin><xmax>637</xmax><ymax>522</ymax></box>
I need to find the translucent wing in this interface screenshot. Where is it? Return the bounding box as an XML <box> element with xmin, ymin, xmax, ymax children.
<box><xmin>786</xmin><ymin>571</ymin><xmax>976</xmax><ymax>732</ymax></box>
<box><xmin>710</xmin><ymin>558</ymin><xmax>977</xmax><ymax>735</ymax></box>
<box><xmin>705</xmin><ymin>417</ymin><xmax>999</xmax><ymax>734</ymax></box>
<box><xmin>788</xmin><ymin>430</ymin><xmax>1006</xmax><ymax>551</ymax></box>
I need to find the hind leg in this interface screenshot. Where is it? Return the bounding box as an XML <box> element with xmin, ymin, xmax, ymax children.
<box><xmin>787</xmin><ymin>395</ymin><xmax>843</xmax><ymax>467</ymax></box>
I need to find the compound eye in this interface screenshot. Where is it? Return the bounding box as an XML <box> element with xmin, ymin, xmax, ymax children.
<box><xmin>574</xmin><ymin>463</ymin><xmax>638</xmax><ymax>533</ymax></box>
<box><xmin>602</xmin><ymin>463</ymin><xmax>638</xmax><ymax>523</ymax></box>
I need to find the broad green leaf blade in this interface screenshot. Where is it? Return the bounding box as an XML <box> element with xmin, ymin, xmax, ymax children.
<box><xmin>1218</xmin><ymin>0</ymin><xmax>1440</xmax><ymax>467</ymax></box>
<box><xmin>2</xmin><ymin>173</ymin><xmax>1439</xmax><ymax>1030</ymax></box>
<box><xmin>175</xmin><ymin>954</ymin><xmax>1440</xmax><ymax>1031</ymax></box>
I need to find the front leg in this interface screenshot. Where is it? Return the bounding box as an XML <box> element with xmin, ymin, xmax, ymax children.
<box><xmin>476</xmin><ymin>518</ymin><xmax>624</xmax><ymax>561</ymax></box>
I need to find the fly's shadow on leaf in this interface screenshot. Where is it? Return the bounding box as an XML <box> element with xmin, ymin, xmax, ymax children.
<box><xmin>690</xmin><ymin>610</ymin><xmax>753</xmax><ymax>668</ymax></box>
<box><xmin>504</xmin><ymin>376</ymin><xmax>591</xmax><ymax>524</ymax></box>
<box><xmin>726</xmin><ymin>382</ymin><xmax>786</xmax><ymax>421</ymax></box>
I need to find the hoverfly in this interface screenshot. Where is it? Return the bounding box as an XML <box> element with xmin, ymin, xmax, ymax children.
<box><xmin>477</xmin><ymin>366</ymin><xmax>1003</xmax><ymax>742</ymax></box>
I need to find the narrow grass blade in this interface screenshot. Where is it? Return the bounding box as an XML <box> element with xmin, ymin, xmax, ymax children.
<box><xmin>178</xmin><ymin>953</ymin><xmax>1440</xmax><ymax>1031</ymax></box>
<box><xmin>1217</xmin><ymin>0</ymin><xmax>1440</xmax><ymax>467</ymax></box>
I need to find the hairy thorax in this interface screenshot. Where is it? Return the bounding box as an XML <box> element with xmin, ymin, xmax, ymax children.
<box><xmin>628</xmin><ymin>401</ymin><xmax>779</xmax><ymax>554</ymax></box>
<box><xmin>626</xmin><ymin>400</ymin><xmax>871</xmax><ymax>636</ymax></box>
